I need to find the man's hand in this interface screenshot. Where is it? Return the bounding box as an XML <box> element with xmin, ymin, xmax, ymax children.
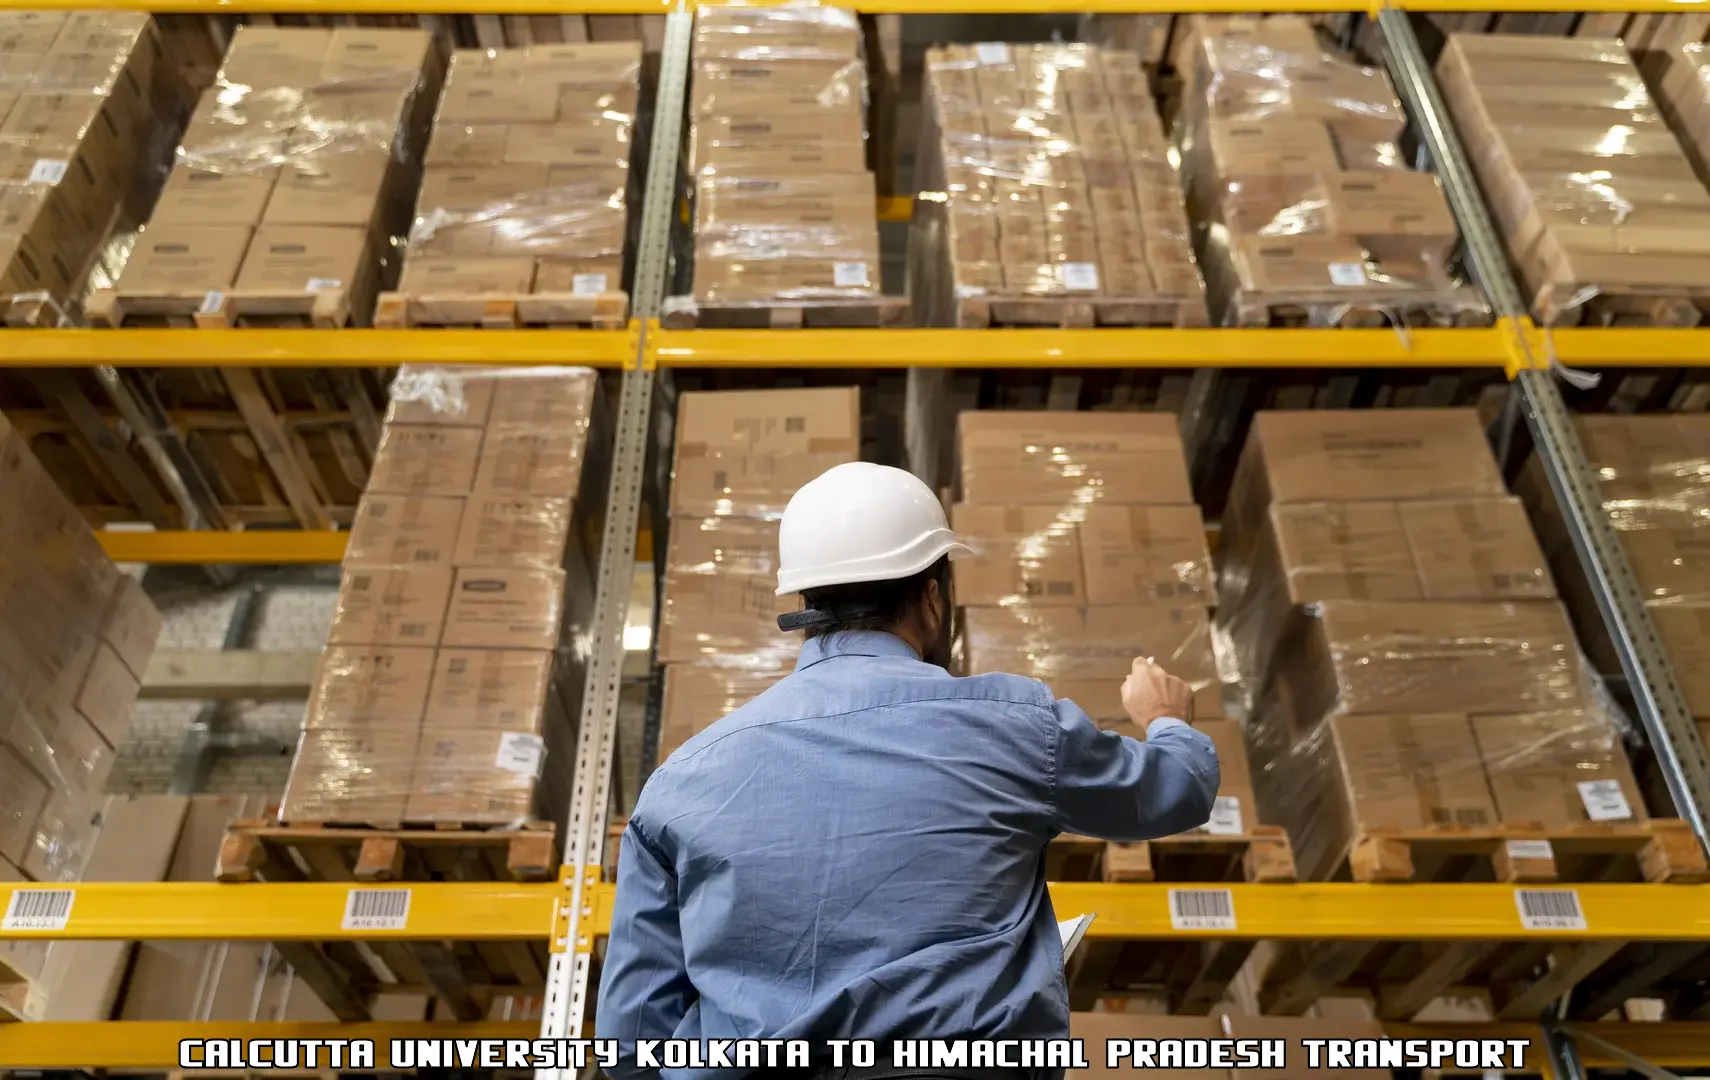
<box><xmin>1121</xmin><ymin>657</ymin><xmax>1193</xmax><ymax>727</ymax></box>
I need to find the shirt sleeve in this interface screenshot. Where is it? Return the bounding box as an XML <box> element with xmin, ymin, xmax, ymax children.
<box><xmin>594</xmin><ymin>822</ymin><xmax>696</xmax><ymax>1080</ymax></box>
<box><xmin>1049</xmin><ymin>698</ymin><xmax>1221</xmax><ymax>842</ymax></box>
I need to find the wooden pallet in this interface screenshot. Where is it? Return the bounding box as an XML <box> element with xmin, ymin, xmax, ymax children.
<box><xmin>217</xmin><ymin>819</ymin><xmax>559</xmax><ymax>883</ymax></box>
<box><xmin>1258</xmin><ymin>819</ymin><xmax>1709</xmax><ymax>1022</ymax></box>
<box><xmin>660</xmin><ymin>295</ymin><xmax>910</xmax><ymax>329</ymax></box>
<box><xmin>1048</xmin><ymin>828</ymin><xmax>1297</xmax><ymax>884</ymax></box>
<box><xmin>3</xmin><ymin>291</ymin><xmax>76</xmax><ymax>328</ymax></box>
<box><xmin>85</xmin><ymin>287</ymin><xmax>354</xmax><ymax>329</ymax></box>
<box><xmin>1231</xmin><ymin>288</ymin><xmax>1493</xmax><ymax>328</ymax></box>
<box><xmin>955</xmin><ymin>292</ymin><xmax>1209</xmax><ymax>328</ymax></box>
<box><xmin>1534</xmin><ymin>282</ymin><xmax>1709</xmax><ymax>328</ymax></box>
<box><xmin>214</xmin><ymin>819</ymin><xmax>558</xmax><ymax>1024</ymax></box>
<box><xmin>373</xmin><ymin>289</ymin><xmax>629</xmax><ymax>329</ymax></box>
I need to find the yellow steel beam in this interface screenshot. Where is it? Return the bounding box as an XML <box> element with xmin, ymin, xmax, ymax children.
<box><xmin>0</xmin><ymin>1022</ymin><xmax>538</xmax><ymax>1069</ymax></box>
<box><xmin>0</xmin><ymin>329</ymin><xmax>634</xmax><ymax>369</ymax></box>
<box><xmin>877</xmin><ymin>196</ymin><xmax>914</xmax><ymax>223</ymax></box>
<box><xmin>1388</xmin><ymin>1022</ymin><xmax>1710</xmax><ymax>1070</ymax></box>
<box><xmin>1529</xmin><ymin>326</ymin><xmax>1710</xmax><ymax>369</ymax></box>
<box><xmin>0</xmin><ymin>881</ymin><xmax>557</xmax><ymax>941</ymax></box>
<box><xmin>650</xmin><ymin>327</ymin><xmax>1509</xmax><ymax>369</ymax></box>
<box><xmin>8</xmin><ymin>881</ymin><xmax>1710</xmax><ymax>944</ymax></box>
<box><xmin>97</xmin><ymin>530</ymin><xmax>349</xmax><ymax>565</ymax></box>
<box><xmin>0</xmin><ymin>0</ymin><xmax>1706</xmax><ymax>12</ymax></box>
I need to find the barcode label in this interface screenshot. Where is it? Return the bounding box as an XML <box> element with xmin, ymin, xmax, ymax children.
<box><xmin>572</xmin><ymin>272</ymin><xmax>607</xmax><ymax>295</ymax></box>
<box><xmin>495</xmin><ymin>732</ymin><xmax>546</xmax><ymax>777</ymax></box>
<box><xmin>28</xmin><ymin>158</ymin><xmax>69</xmax><ymax>185</ymax></box>
<box><xmin>342</xmin><ymin>888</ymin><xmax>411</xmax><ymax>930</ymax></box>
<box><xmin>3</xmin><ymin>888</ymin><xmax>74</xmax><ymax>931</ymax></box>
<box><xmin>1169</xmin><ymin>888</ymin><xmax>1236</xmax><ymax>931</ymax></box>
<box><xmin>1328</xmin><ymin>261</ymin><xmax>1368</xmax><ymax>286</ymax></box>
<box><xmin>1060</xmin><ymin>262</ymin><xmax>1100</xmax><ymax>291</ymax></box>
<box><xmin>199</xmin><ymin>290</ymin><xmax>224</xmax><ymax>315</ymax></box>
<box><xmin>975</xmin><ymin>42</ymin><xmax>1012</xmax><ymax>64</ymax></box>
<box><xmin>1505</xmin><ymin>839</ymin><xmax>1553</xmax><ymax>861</ymax></box>
<box><xmin>833</xmin><ymin>261</ymin><xmax>869</xmax><ymax>288</ymax></box>
<box><xmin>1515</xmin><ymin>888</ymin><xmax>1587</xmax><ymax>931</ymax></box>
<box><xmin>1203</xmin><ymin>795</ymin><xmax>1244</xmax><ymax>836</ymax></box>
<box><xmin>1577</xmin><ymin>779</ymin><xmax>1633</xmax><ymax>821</ymax></box>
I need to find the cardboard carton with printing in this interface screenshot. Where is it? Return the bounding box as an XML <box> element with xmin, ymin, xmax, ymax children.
<box><xmin>669</xmin><ymin>387</ymin><xmax>861</xmax><ymax>519</ymax></box>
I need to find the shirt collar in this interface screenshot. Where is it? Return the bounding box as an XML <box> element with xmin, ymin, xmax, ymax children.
<box><xmin>795</xmin><ymin>630</ymin><xmax>921</xmax><ymax>672</ymax></box>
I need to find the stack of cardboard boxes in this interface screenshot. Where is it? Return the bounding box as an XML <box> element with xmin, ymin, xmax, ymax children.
<box><xmin>0</xmin><ymin>11</ymin><xmax>186</xmax><ymax>309</ymax></box>
<box><xmin>1178</xmin><ymin>17</ymin><xmax>1477</xmax><ymax>326</ymax></box>
<box><xmin>108</xmin><ymin>25</ymin><xmax>444</xmax><ymax>324</ymax></box>
<box><xmin>655</xmin><ymin>387</ymin><xmax>861</xmax><ymax>760</ymax></box>
<box><xmin>1218</xmin><ymin>409</ymin><xmax>1648</xmax><ymax>880</ymax></box>
<box><xmin>279</xmin><ymin>364</ymin><xmax>608</xmax><ymax>827</ymax></box>
<box><xmin>1519</xmin><ymin>414</ymin><xmax>1710</xmax><ymax>740</ymax></box>
<box><xmin>684</xmin><ymin>5</ymin><xmax>883</xmax><ymax>312</ymax></box>
<box><xmin>916</xmin><ymin>43</ymin><xmax>1206</xmax><ymax>323</ymax></box>
<box><xmin>1437</xmin><ymin>34</ymin><xmax>1710</xmax><ymax>324</ymax></box>
<box><xmin>952</xmin><ymin>410</ymin><xmax>1258</xmax><ymax>838</ymax></box>
<box><xmin>0</xmin><ymin>410</ymin><xmax>163</xmax><ymax>1001</ymax></box>
<box><xmin>391</xmin><ymin>42</ymin><xmax>639</xmax><ymax>307</ymax></box>
<box><xmin>1649</xmin><ymin>41</ymin><xmax>1710</xmax><ymax>192</ymax></box>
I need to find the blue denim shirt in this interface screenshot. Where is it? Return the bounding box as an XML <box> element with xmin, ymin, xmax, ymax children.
<box><xmin>596</xmin><ymin>630</ymin><xmax>1220</xmax><ymax>1080</ymax></box>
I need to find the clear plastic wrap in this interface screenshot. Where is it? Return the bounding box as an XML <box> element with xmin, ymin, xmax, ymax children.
<box><xmin>1436</xmin><ymin>33</ymin><xmax>1710</xmax><ymax>326</ymax></box>
<box><xmin>918</xmin><ymin>42</ymin><xmax>1207</xmax><ymax>321</ymax></box>
<box><xmin>279</xmin><ymin>364</ymin><xmax>605</xmax><ymax>828</ymax></box>
<box><xmin>110</xmin><ymin>26</ymin><xmax>443</xmax><ymax>323</ymax></box>
<box><xmin>680</xmin><ymin>3</ymin><xmax>881</xmax><ymax>311</ymax></box>
<box><xmin>1178</xmin><ymin>16</ymin><xmax>1487</xmax><ymax>327</ymax></box>
<box><xmin>669</xmin><ymin>386</ymin><xmax>861</xmax><ymax>520</ymax></box>
<box><xmin>395</xmin><ymin>44</ymin><xmax>640</xmax><ymax>303</ymax></box>
<box><xmin>659</xmin><ymin>662</ymin><xmax>787</xmax><ymax>761</ymax></box>
<box><xmin>1</xmin><ymin>12</ymin><xmax>182</xmax><ymax>313</ymax></box>
<box><xmin>657</xmin><ymin>515</ymin><xmax>798</xmax><ymax>669</ymax></box>
<box><xmin>0</xmin><ymin>410</ymin><xmax>163</xmax><ymax>890</ymax></box>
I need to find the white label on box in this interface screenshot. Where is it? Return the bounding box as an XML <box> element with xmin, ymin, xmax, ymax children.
<box><xmin>976</xmin><ymin>43</ymin><xmax>1012</xmax><ymax>65</ymax></box>
<box><xmin>495</xmin><ymin>731</ymin><xmax>546</xmax><ymax>777</ymax></box>
<box><xmin>1505</xmin><ymin>839</ymin><xmax>1554</xmax><ymax>861</ymax></box>
<box><xmin>1515</xmin><ymin>888</ymin><xmax>1587</xmax><ymax>932</ymax></box>
<box><xmin>2</xmin><ymin>888</ymin><xmax>74</xmax><ymax>931</ymax></box>
<box><xmin>342</xmin><ymin>888</ymin><xmax>411</xmax><ymax>931</ymax></box>
<box><xmin>27</xmin><ymin>159</ymin><xmax>68</xmax><ymax>185</ymax></box>
<box><xmin>305</xmin><ymin>277</ymin><xmax>342</xmax><ymax>292</ymax></box>
<box><xmin>199</xmin><ymin>291</ymin><xmax>224</xmax><ymax>316</ymax></box>
<box><xmin>1203</xmin><ymin>795</ymin><xmax>1244</xmax><ymax>836</ymax></box>
<box><xmin>1168</xmin><ymin>887</ymin><xmax>1236</xmax><ymax>931</ymax></box>
<box><xmin>1061</xmin><ymin>262</ymin><xmax>1100</xmax><ymax>291</ymax></box>
<box><xmin>1328</xmin><ymin>261</ymin><xmax>1368</xmax><ymax>286</ymax></box>
<box><xmin>833</xmin><ymin>261</ymin><xmax>869</xmax><ymax>288</ymax></box>
<box><xmin>572</xmin><ymin>272</ymin><xmax>608</xmax><ymax>296</ymax></box>
<box><xmin>1578</xmin><ymin>779</ymin><xmax>1633</xmax><ymax>821</ymax></box>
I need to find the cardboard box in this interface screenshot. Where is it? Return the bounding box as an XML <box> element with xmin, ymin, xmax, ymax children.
<box><xmin>1651</xmin><ymin>605</ymin><xmax>1710</xmax><ymax>720</ymax></box>
<box><xmin>406</xmin><ymin>727</ymin><xmax>539</xmax><ymax>823</ymax></box>
<box><xmin>472</xmin><ymin>429</ymin><xmax>588</xmax><ymax>498</ymax></box>
<box><xmin>487</xmin><ymin>367</ymin><xmax>599</xmax><ymax>430</ymax></box>
<box><xmin>1277</xmin><ymin>600</ymin><xmax>1582</xmax><ymax>723</ymax></box>
<box><xmin>346</xmin><ymin>495</ymin><xmax>465</xmax><ymax>567</ymax></box>
<box><xmin>454</xmin><ymin>494</ymin><xmax>572</xmax><ymax>570</ymax></box>
<box><xmin>217</xmin><ymin>26</ymin><xmax>332</xmax><ymax>87</ymax></box>
<box><xmin>326</xmin><ymin>567</ymin><xmax>454</xmax><ymax>647</ymax></box>
<box><xmin>424</xmin><ymin>648</ymin><xmax>556</xmax><ymax>731</ymax></box>
<box><xmin>659</xmin><ymin>662</ymin><xmax>785</xmax><ymax>760</ymax></box>
<box><xmin>72</xmin><ymin>642</ymin><xmax>139</xmax><ymax>747</ymax></box>
<box><xmin>1068</xmin><ymin>1014</ymin><xmax>1225</xmax><ymax>1080</ymax></box>
<box><xmin>957</xmin><ymin>411</ymin><xmax>1195</xmax><ymax>507</ymax></box>
<box><xmin>116</xmin><ymin>225</ymin><xmax>251</xmax><ymax>292</ymax></box>
<box><xmin>304</xmin><ymin>645</ymin><xmax>437</xmax><ymax>728</ymax></box>
<box><xmin>670</xmin><ymin>388</ymin><xmax>861</xmax><ymax>518</ymax></box>
<box><xmin>442</xmin><ymin>568</ymin><xmax>565</xmax><ymax>650</ymax></box>
<box><xmin>1328</xmin><ymin>713</ymin><xmax>1498</xmax><ymax>829</ymax></box>
<box><xmin>383</xmin><ymin>368</ymin><xmax>495</xmax><ymax>427</ymax></box>
<box><xmin>1474</xmin><ymin>711</ymin><xmax>1648</xmax><ymax>826</ymax></box>
<box><xmin>43</xmin><ymin>705</ymin><xmax>116</xmax><ymax>798</ymax></box>
<box><xmin>367</xmin><ymin>425</ymin><xmax>484</xmax><ymax>496</ymax></box>
<box><xmin>281</xmin><ymin>726</ymin><xmax>418</xmax><ymax>825</ymax></box>
<box><xmin>397</xmin><ymin>257</ymin><xmax>536</xmax><ymax>295</ymax></box>
<box><xmin>0</xmin><ymin>746</ymin><xmax>48</xmax><ymax>866</ymax></box>
<box><xmin>658</xmin><ymin>516</ymin><xmax>795</xmax><ymax>664</ymax></box>
<box><xmin>1396</xmin><ymin>497</ymin><xmax>1554</xmax><ymax>600</ymax></box>
<box><xmin>951</xmin><ymin>503</ymin><xmax>1085</xmax><ymax>607</ymax></box>
<box><xmin>1079</xmin><ymin>504</ymin><xmax>1212</xmax><ymax>606</ymax></box>
<box><xmin>1229</xmin><ymin>234</ymin><xmax>1376</xmax><ymax>294</ymax></box>
<box><xmin>149</xmin><ymin>165</ymin><xmax>279</xmax><ymax>228</ymax></box>
<box><xmin>320</xmin><ymin>26</ymin><xmax>434</xmax><ymax>82</ymax></box>
<box><xmin>234</xmin><ymin>226</ymin><xmax>368</xmax><ymax>293</ymax></box>
<box><xmin>1195</xmin><ymin>717</ymin><xmax>1258</xmax><ymax>832</ymax></box>
<box><xmin>98</xmin><ymin>573</ymin><xmax>162</xmax><ymax>680</ymax></box>
<box><xmin>961</xmin><ymin>604</ymin><xmax>1223</xmax><ymax>721</ymax></box>
<box><xmin>263</xmin><ymin>151</ymin><xmax>390</xmax><ymax>228</ymax></box>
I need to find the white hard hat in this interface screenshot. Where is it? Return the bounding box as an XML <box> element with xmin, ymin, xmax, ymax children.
<box><xmin>775</xmin><ymin>462</ymin><xmax>972</xmax><ymax>596</ymax></box>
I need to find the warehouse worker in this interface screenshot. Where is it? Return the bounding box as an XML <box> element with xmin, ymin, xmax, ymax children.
<box><xmin>598</xmin><ymin>462</ymin><xmax>1220</xmax><ymax>1080</ymax></box>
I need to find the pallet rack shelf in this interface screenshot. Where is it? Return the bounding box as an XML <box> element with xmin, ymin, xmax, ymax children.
<box><xmin>2</xmin><ymin>1</ymin><xmax>1710</xmax><ymax>1076</ymax></box>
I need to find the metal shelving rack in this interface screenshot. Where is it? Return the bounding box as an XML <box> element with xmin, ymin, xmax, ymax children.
<box><xmin>1</xmin><ymin>0</ymin><xmax>1709</xmax><ymax>1075</ymax></box>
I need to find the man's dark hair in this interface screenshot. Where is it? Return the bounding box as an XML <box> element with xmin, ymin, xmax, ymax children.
<box><xmin>792</xmin><ymin>555</ymin><xmax>951</xmax><ymax>640</ymax></box>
